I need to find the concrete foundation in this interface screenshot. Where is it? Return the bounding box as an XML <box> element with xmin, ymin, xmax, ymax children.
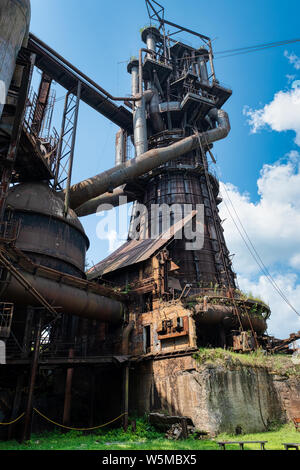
<box><xmin>130</xmin><ymin>355</ymin><xmax>299</xmax><ymax>435</ymax></box>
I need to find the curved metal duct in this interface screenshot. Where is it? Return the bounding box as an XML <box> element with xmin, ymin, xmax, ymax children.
<box><xmin>149</xmin><ymin>86</ymin><xmax>165</xmax><ymax>133</ymax></box>
<box><xmin>194</xmin><ymin>305</ymin><xmax>267</xmax><ymax>335</ymax></box>
<box><xmin>1</xmin><ymin>268</ymin><xmax>124</xmax><ymax>323</ymax></box>
<box><xmin>67</xmin><ymin>108</ymin><xmax>230</xmax><ymax>211</ymax></box>
<box><xmin>75</xmin><ymin>187</ymin><xmax>136</xmax><ymax>217</ymax></box>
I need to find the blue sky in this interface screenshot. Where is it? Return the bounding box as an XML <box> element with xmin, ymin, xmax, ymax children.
<box><xmin>29</xmin><ymin>0</ymin><xmax>300</xmax><ymax>338</ymax></box>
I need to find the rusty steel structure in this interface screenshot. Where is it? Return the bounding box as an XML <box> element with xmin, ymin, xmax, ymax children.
<box><xmin>0</xmin><ymin>0</ymin><xmax>296</xmax><ymax>441</ymax></box>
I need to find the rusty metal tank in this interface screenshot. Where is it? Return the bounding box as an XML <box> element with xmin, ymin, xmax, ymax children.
<box><xmin>139</xmin><ymin>151</ymin><xmax>236</xmax><ymax>289</ymax></box>
<box><xmin>0</xmin><ymin>0</ymin><xmax>31</xmax><ymax>119</ymax></box>
<box><xmin>5</xmin><ymin>182</ymin><xmax>89</xmax><ymax>277</ymax></box>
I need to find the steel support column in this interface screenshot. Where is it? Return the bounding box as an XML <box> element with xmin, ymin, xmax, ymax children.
<box><xmin>21</xmin><ymin>313</ymin><xmax>42</xmax><ymax>443</ymax></box>
<box><xmin>123</xmin><ymin>365</ymin><xmax>129</xmax><ymax>431</ymax></box>
<box><xmin>64</xmin><ymin>81</ymin><xmax>81</xmax><ymax>216</ymax></box>
<box><xmin>62</xmin><ymin>348</ymin><xmax>75</xmax><ymax>427</ymax></box>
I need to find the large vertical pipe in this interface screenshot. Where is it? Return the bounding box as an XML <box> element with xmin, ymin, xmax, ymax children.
<box><xmin>141</xmin><ymin>27</ymin><xmax>160</xmax><ymax>60</ymax></box>
<box><xmin>115</xmin><ymin>129</ymin><xmax>127</xmax><ymax>166</ymax></box>
<box><xmin>146</xmin><ymin>35</ymin><xmax>156</xmax><ymax>58</ymax></box>
<box><xmin>128</xmin><ymin>59</ymin><xmax>139</xmax><ymax>97</ymax></box>
<box><xmin>197</xmin><ymin>48</ymin><xmax>209</xmax><ymax>85</ymax></box>
<box><xmin>133</xmin><ymin>98</ymin><xmax>147</xmax><ymax>157</ymax></box>
<box><xmin>149</xmin><ymin>84</ymin><xmax>164</xmax><ymax>133</ymax></box>
<box><xmin>0</xmin><ymin>0</ymin><xmax>31</xmax><ymax>119</ymax></box>
<box><xmin>127</xmin><ymin>58</ymin><xmax>147</xmax><ymax>158</ymax></box>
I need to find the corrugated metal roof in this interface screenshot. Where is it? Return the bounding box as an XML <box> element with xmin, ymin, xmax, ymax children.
<box><xmin>87</xmin><ymin>211</ymin><xmax>197</xmax><ymax>279</ymax></box>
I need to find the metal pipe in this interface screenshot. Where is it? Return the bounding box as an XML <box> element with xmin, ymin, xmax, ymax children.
<box><xmin>66</xmin><ymin>108</ymin><xmax>230</xmax><ymax>210</ymax></box>
<box><xmin>149</xmin><ymin>85</ymin><xmax>165</xmax><ymax>133</ymax></box>
<box><xmin>146</xmin><ymin>36</ymin><xmax>156</xmax><ymax>56</ymax></box>
<box><xmin>130</xmin><ymin>64</ymin><xmax>139</xmax><ymax>97</ymax></box>
<box><xmin>1</xmin><ymin>269</ymin><xmax>124</xmax><ymax>323</ymax></box>
<box><xmin>133</xmin><ymin>97</ymin><xmax>147</xmax><ymax>157</ymax></box>
<box><xmin>29</xmin><ymin>33</ymin><xmax>141</xmax><ymax>103</ymax></box>
<box><xmin>128</xmin><ymin>51</ymin><xmax>154</xmax><ymax>159</ymax></box>
<box><xmin>145</xmin><ymin>31</ymin><xmax>157</xmax><ymax>59</ymax></box>
<box><xmin>197</xmin><ymin>49</ymin><xmax>209</xmax><ymax>84</ymax></box>
<box><xmin>75</xmin><ymin>187</ymin><xmax>135</xmax><ymax>217</ymax></box>
<box><xmin>132</xmin><ymin>48</ymin><xmax>159</xmax><ymax>158</ymax></box>
<box><xmin>115</xmin><ymin>129</ymin><xmax>127</xmax><ymax>166</ymax></box>
<box><xmin>121</xmin><ymin>321</ymin><xmax>134</xmax><ymax>355</ymax></box>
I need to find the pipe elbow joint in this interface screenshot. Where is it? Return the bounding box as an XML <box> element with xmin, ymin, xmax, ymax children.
<box><xmin>206</xmin><ymin>108</ymin><xmax>231</xmax><ymax>141</ymax></box>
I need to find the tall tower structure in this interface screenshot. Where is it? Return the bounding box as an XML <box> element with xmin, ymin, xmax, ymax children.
<box><xmin>88</xmin><ymin>14</ymin><xmax>270</xmax><ymax>353</ymax></box>
<box><xmin>127</xmin><ymin>26</ymin><xmax>236</xmax><ymax>291</ymax></box>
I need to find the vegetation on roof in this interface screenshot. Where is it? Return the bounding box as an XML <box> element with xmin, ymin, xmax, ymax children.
<box><xmin>193</xmin><ymin>348</ymin><xmax>300</xmax><ymax>377</ymax></box>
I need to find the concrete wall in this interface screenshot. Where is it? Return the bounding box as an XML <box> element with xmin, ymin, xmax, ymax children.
<box><xmin>130</xmin><ymin>355</ymin><xmax>299</xmax><ymax>435</ymax></box>
<box><xmin>273</xmin><ymin>374</ymin><xmax>300</xmax><ymax>421</ymax></box>
<box><xmin>129</xmin><ymin>301</ymin><xmax>197</xmax><ymax>356</ymax></box>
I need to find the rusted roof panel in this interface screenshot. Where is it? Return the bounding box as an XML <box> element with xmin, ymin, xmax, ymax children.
<box><xmin>87</xmin><ymin>211</ymin><xmax>197</xmax><ymax>279</ymax></box>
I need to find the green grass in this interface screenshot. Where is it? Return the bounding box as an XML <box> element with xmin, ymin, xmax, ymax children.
<box><xmin>0</xmin><ymin>422</ymin><xmax>298</xmax><ymax>451</ymax></box>
<box><xmin>217</xmin><ymin>423</ymin><xmax>299</xmax><ymax>451</ymax></box>
<box><xmin>193</xmin><ymin>348</ymin><xmax>300</xmax><ymax>377</ymax></box>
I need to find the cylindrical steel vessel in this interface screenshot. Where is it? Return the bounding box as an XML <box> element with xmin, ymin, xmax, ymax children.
<box><xmin>0</xmin><ymin>0</ymin><xmax>31</xmax><ymax>119</ymax></box>
<box><xmin>1</xmin><ymin>269</ymin><xmax>123</xmax><ymax>323</ymax></box>
<box><xmin>5</xmin><ymin>183</ymin><xmax>89</xmax><ymax>277</ymax></box>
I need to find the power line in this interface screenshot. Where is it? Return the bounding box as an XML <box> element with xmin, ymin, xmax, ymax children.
<box><xmin>173</xmin><ymin>37</ymin><xmax>300</xmax><ymax>63</ymax></box>
<box><xmin>215</xmin><ymin>167</ymin><xmax>300</xmax><ymax>318</ymax></box>
<box><xmin>214</xmin><ymin>38</ymin><xmax>300</xmax><ymax>58</ymax></box>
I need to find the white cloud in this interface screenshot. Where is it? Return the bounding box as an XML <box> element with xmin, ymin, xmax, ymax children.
<box><xmin>284</xmin><ymin>50</ymin><xmax>300</xmax><ymax>70</ymax></box>
<box><xmin>286</xmin><ymin>74</ymin><xmax>296</xmax><ymax>84</ymax></box>
<box><xmin>243</xmin><ymin>83</ymin><xmax>300</xmax><ymax>146</ymax></box>
<box><xmin>219</xmin><ymin>152</ymin><xmax>300</xmax><ymax>338</ymax></box>
<box><xmin>237</xmin><ymin>273</ymin><xmax>300</xmax><ymax>339</ymax></box>
<box><xmin>236</xmin><ymin>58</ymin><xmax>300</xmax><ymax>339</ymax></box>
<box><xmin>243</xmin><ymin>51</ymin><xmax>300</xmax><ymax>146</ymax></box>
